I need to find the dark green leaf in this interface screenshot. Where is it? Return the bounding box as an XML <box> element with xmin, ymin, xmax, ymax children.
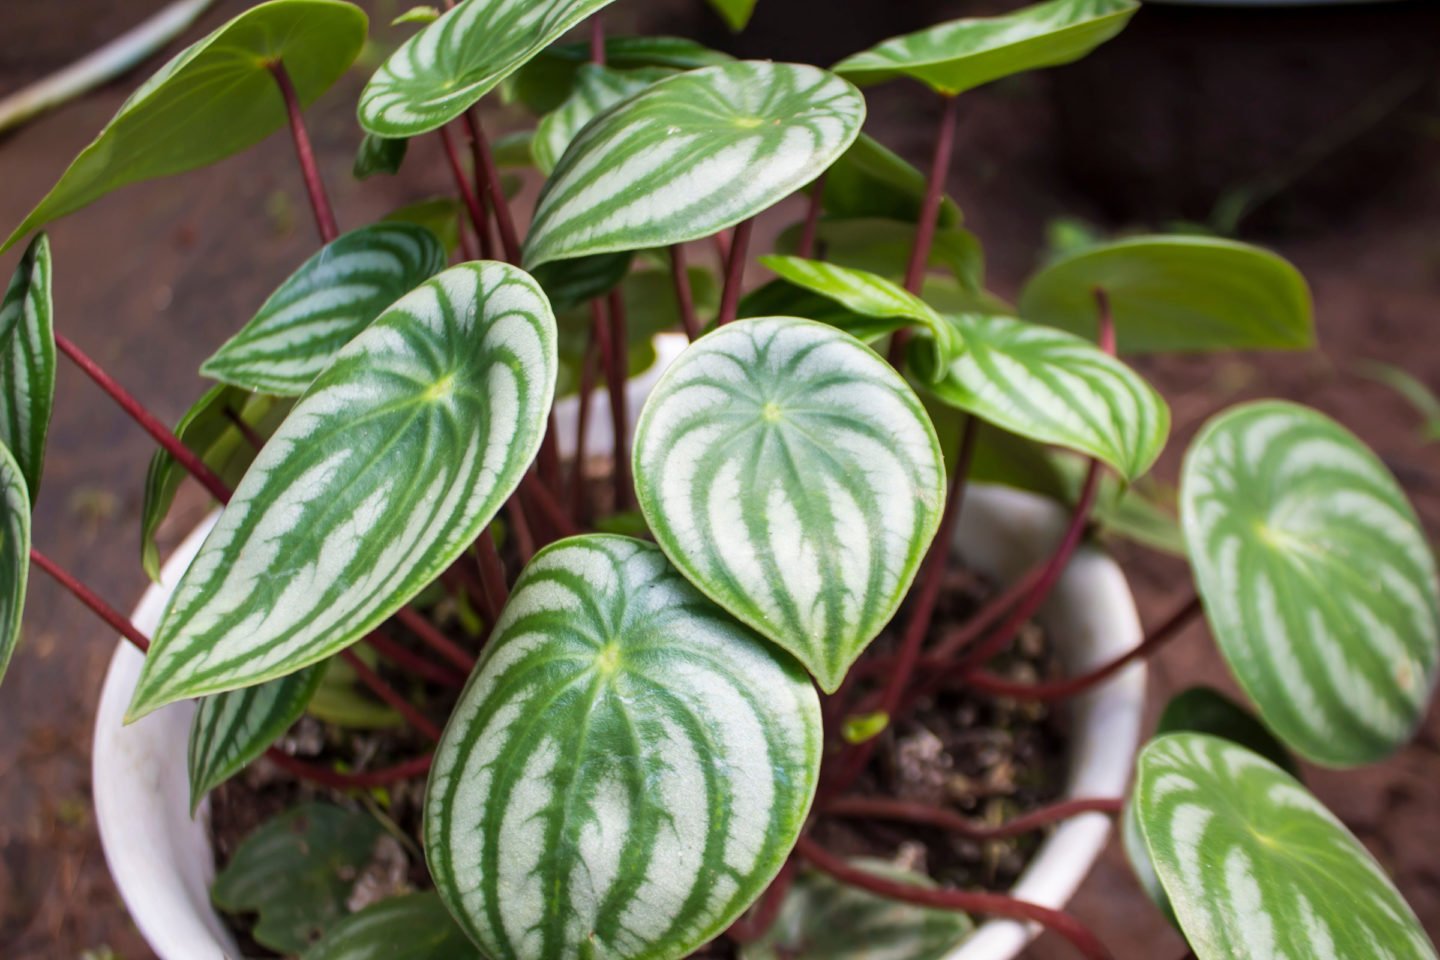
<box><xmin>353</xmin><ymin>134</ymin><xmax>408</xmax><ymax>180</ymax></box>
<box><xmin>0</xmin><ymin>445</ymin><xmax>30</xmax><ymax>688</ymax></box>
<box><xmin>823</xmin><ymin>134</ymin><xmax>961</xmax><ymax>227</ymax></box>
<box><xmin>0</xmin><ymin>234</ymin><xmax>55</xmax><ymax>497</ymax></box>
<box><xmin>530</xmin><ymin>251</ymin><xmax>634</xmax><ymax>313</ymax></box>
<box><xmin>302</xmin><ymin>892</ymin><xmax>481</xmax><ymax>960</ymax></box>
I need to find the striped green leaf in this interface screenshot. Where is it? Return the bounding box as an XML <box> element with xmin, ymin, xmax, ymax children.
<box><xmin>353</xmin><ymin>134</ymin><xmax>408</xmax><ymax>180</ymax></box>
<box><xmin>0</xmin><ymin>444</ymin><xmax>30</xmax><ymax>688</ymax></box>
<box><xmin>425</xmin><ymin>534</ymin><xmax>822</xmax><ymax>960</ymax></box>
<box><xmin>530</xmin><ymin>252</ymin><xmax>634</xmax><ymax>313</ymax></box>
<box><xmin>1019</xmin><ymin>236</ymin><xmax>1314</xmax><ymax>353</ymax></box>
<box><xmin>533</xmin><ymin>65</ymin><xmax>672</xmax><ymax>175</ymax></box>
<box><xmin>358</xmin><ymin>0</ymin><xmax>622</xmax><ymax>137</ymax></box>
<box><xmin>202</xmin><ymin>223</ymin><xmax>447</xmax><ymax>396</ymax></box>
<box><xmin>1180</xmin><ymin>401</ymin><xmax>1440</xmax><ymax>766</ymax></box>
<box><xmin>1134</xmin><ymin>733</ymin><xmax>1438</xmax><ymax>960</ymax></box>
<box><xmin>833</xmin><ymin>0</ymin><xmax>1137</xmax><ymax>96</ymax></box>
<box><xmin>510</xmin><ymin>36</ymin><xmax>733</xmax><ymax>115</ymax></box>
<box><xmin>912</xmin><ymin>313</ymin><xmax>1169</xmax><ymax>481</ymax></box>
<box><xmin>632</xmin><ymin>316</ymin><xmax>946</xmax><ymax>692</ymax></box>
<box><xmin>4</xmin><ymin>0</ymin><xmax>367</xmax><ymax>251</ymax></box>
<box><xmin>742</xmin><ymin>860</ymin><xmax>973</xmax><ymax>960</ymax></box>
<box><xmin>128</xmin><ymin>263</ymin><xmax>558</xmax><ymax>719</ymax></box>
<box><xmin>188</xmin><ymin>663</ymin><xmax>325</xmax><ymax>811</ymax></box>
<box><xmin>302</xmin><ymin>892</ymin><xmax>481</xmax><ymax>960</ymax></box>
<box><xmin>0</xmin><ymin>234</ymin><xmax>55</xmax><ymax>498</ymax></box>
<box><xmin>524</xmin><ymin>62</ymin><xmax>865</xmax><ymax>269</ymax></box>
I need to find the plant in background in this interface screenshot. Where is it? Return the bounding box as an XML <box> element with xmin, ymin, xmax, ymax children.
<box><xmin>1</xmin><ymin>0</ymin><xmax>1436</xmax><ymax>958</ymax></box>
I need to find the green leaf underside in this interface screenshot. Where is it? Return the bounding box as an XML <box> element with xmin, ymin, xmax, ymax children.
<box><xmin>833</xmin><ymin>0</ymin><xmax>1137</xmax><ymax>96</ymax></box>
<box><xmin>1019</xmin><ymin>236</ymin><xmax>1314</xmax><ymax>353</ymax></box>
<box><xmin>742</xmin><ymin>859</ymin><xmax>972</xmax><ymax>960</ymax></box>
<box><xmin>353</xmin><ymin>134</ymin><xmax>408</xmax><ymax>180</ymax></box>
<box><xmin>533</xmin><ymin>65</ymin><xmax>673</xmax><ymax>175</ymax></box>
<box><xmin>914</xmin><ymin>312</ymin><xmax>1169</xmax><ymax>481</ymax></box>
<box><xmin>3</xmin><ymin>0</ymin><xmax>367</xmax><ymax>252</ymax></box>
<box><xmin>188</xmin><ymin>663</ymin><xmax>326</xmax><ymax>811</ymax></box>
<box><xmin>824</xmin><ymin>134</ymin><xmax>962</xmax><ymax>227</ymax></box>
<box><xmin>523</xmin><ymin>62</ymin><xmax>865</xmax><ymax>269</ymax></box>
<box><xmin>212</xmin><ymin>804</ymin><xmax>385</xmax><ymax>954</ymax></box>
<box><xmin>1180</xmin><ymin>401</ymin><xmax>1440</xmax><ymax>766</ymax></box>
<box><xmin>509</xmin><ymin>37</ymin><xmax>734</xmax><ymax>115</ymax></box>
<box><xmin>201</xmin><ymin>223</ymin><xmax>447</xmax><ymax>395</ymax></box>
<box><xmin>0</xmin><ymin>235</ymin><xmax>55</xmax><ymax>497</ymax></box>
<box><xmin>128</xmin><ymin>263</ymin><xmax>558</xmax><ymax>719</ymax></box>
<box><xmin>632</xmin><ymin>317</ymin><xmax>946</xmax><ymax>692</ymax></box>
<box><xmin>1135</xmin><ymin>733</ymin><xmax>1438</xmax><ymax>960</ymax></box>
<box><xmin>0</xmin><ymin>445</ymin><xmax>31</xmax><ymax>687</ymax></box>
<box><xmin>425</xmin><ymin>534</ymin><xmax>822</xmax><ymax>960</ymax></box>
<box><xmin>706</xmin><ymin>0</ymin><xmax>759</xmax><ymax>31</ymax></box>
<box><xmin>358</xmin><ymin>0</ymin><xmax>622</xmax><ymax>137</ymax></box>
<box><xmin>140</xmin><ymin>386</ymin><xmax>291</xmax><ymax>582</ymax></box>
<box><xmin>302</xmin><ymin>892</ymin><xmax>481</xmax><ymax>960</ymax></box>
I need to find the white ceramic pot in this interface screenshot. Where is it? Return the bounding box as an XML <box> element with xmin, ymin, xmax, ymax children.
<box><xmin>94</xmin><ymin>336</ymin><xmax>1145</xmax><ymax>960</ymax></box>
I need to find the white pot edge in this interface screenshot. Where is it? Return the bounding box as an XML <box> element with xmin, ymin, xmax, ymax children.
<box><xmin>94</xmin><ymin>334</ymin><xmax>1145</xmax><ymax>960</ymax></box>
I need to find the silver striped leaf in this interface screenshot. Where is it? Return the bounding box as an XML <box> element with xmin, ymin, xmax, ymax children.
<box><xmin>833</xmin><ymin>0</ymin><xmax>1138</xmax><ymax>96</ymax></box>
<box><xmin>201</xmin><ymin>223</ymin><xmax>447</xmax><ymax>396</ymax></box>
<box><xmin>0</xmin><ymin>234</ymin><xmax>54</xmax><ymax>499</ymax></box>
<box><xmin>911</xmin><ymin>312</ymin><xmax>1169</xmax><ymax>481</ymax></box>
<box><xmin>532</xmin><ymin>64</ymin><xmax>673</xmax><ymax>176</ymax></box>
<box><xmin>358</xmin><ymin>0</ymin><xmax>622</xmax><ymax>137</ymax></box>
<box><xmin>0</xmin><ymin>444</ymin><xmax>30</xmax><ymax>687</ymax></box>
<box><xmin>425</xmin><ymin>534</ymin><xmax>822</xmax><ymax>960</ymax></box>
<box><xmin>1135</xmin><ymin>733</ymin><xmax>1438</xmax><ymax>960</ymax></box>
<box><xmin>302</xmin><ymin>892</ymin><xmax>481</xmax><ymax>960</ymax></box>
<box><xmin>127</xmin><ymin>263</ymin><xmax>558</xmax><ymax>719</ymax></box>
<box><xmin>1180</xmin><ymin>401</ymin><xmax>1440</xmax><ymax>766</ymax></box>
<box><xmin>741</xmin><ymin>859</ymin><xmax>973</xmax><ymax>960</ymax></box>
<box><xmin>523</xmin><ymin>62</ymin><xmax>865</xmax><ymax>269</ymax></box>
<box><xmin>632</xmin><ymin>316</ymin><xmax>946</xmax><ymax>692</ymax></box>
<box><xmin>511</xmin><ymin>36</ymin><xmax>733</xmax><ymax>115</ymax></box>
<box><xmin>187</xmin><ymin>662</ymin><xmax>325</xmax><ymax>811</ymax></box>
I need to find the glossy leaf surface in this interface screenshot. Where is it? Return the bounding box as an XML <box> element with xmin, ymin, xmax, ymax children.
<box><xmin>533</xmin><ymin>64</ymin><xmax>672</xmax><ymax>175</ymax></box>
<box><xmin>1181</xmin><ymin>401</ymin><xmax>1439</xmax><ymax>766</ymax></box>
<box><xmin>509</xmin><ymin>36</ymin><xmax>732</xmax><ymax>114</ymax></box>
<box><xmin>202</xmin><ymin>223</ymin><xmax>447</xmax><ymax>395</ymax></box>
<box><xmin>129</xmin><ymin>263</ymin><xmax>557</xmax><ymax>718</ymax></box>
<box><xmin>524</xmin><ymin>62</ymin><xmax>865</xmax><ymax>268</ymax></box>
<box><xmin>353</xmin><ymin>134</ymin><xmax>408</xmax><ymax>179</ymax></box>
<box><xmin>633</xmin><ymin>317</ymin><xmax>945</xmax><ymax>691</ymax></box>
<box><xmin>1134</xmin><ymin>733</ymin><xmax>1437</xmax><ymax>960</ymax></box>
<box><xmin>833</xmin><ymin>0</ymin><xmax>1137</xmax><ymax>95</ymax></box>
<box><xmin>0</xmin><ymin>235</ymin><xmax>55</xmax><ymax>497</ymax></box>
<box><xmin>4</xmin><ymin>0</ymin><xmax>367</xmax><ymax>251</ymax></box>
<box><xmin>0</xmin><ymin>445</ymin><xmax>30</xmax><ymax>688</ymax></box>
<box><xmin>302</xmin><ymin>892</ymin><xmax>481</xmax><ymax>960</ymax></box>
<box><xmin>426</xmin><ymin>535</ymin><xmax>821</xmax><ymax>960</ymax></box>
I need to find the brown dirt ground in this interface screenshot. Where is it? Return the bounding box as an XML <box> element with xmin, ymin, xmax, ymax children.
<box><xmin>1</xmin><ymin>2</ymin><xmax>1437</xmax><ymax>957</ymax></box>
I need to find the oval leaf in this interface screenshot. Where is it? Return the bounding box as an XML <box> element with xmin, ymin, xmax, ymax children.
<box><xmin>302</xmin><ymin>892</ymin><xmax>481</xmax><ymax>960</ymax></box>
<box><xmin>524</xmin><ymin>62</ymin><xmax>865</xmax><ymax>269</ymax></box>
<box><xmin>913</xmin><ymin>313</ymin><xmax>1169</xmax><ymax>481</ymax></box>
<box><xmin>1135</xmin><ymin>733</ymin><xmax>1437</xmax><ymax>960</ymax></box>
<box><xmin>4</xmin><ymin>0</ymin><xmax>367</xmax><ymax>251</ymax></box>
<box><xmin>1181</xmin><ymin>401</ymin><xmax>1440</xmax><ymax>766</ymax></box>
<box><xmin>1019</xmin><ymin>236</ymin><xmax>1314</xmax><ymax>353</ymax></box>
<box><xmin>426</xmin><ymin>534</ymin><xmax>821</xmax><ymax>960</ymax></box>
<box><xmin>201</xmin><ymin>223</ymin><xmax>447</xmax><ymax>395</ymax></box>
<box><xmin>128</xmin><ymin>263</ymin><xmax>558</xmax><ymax>718</ymax></box>
<box><xmin>353</xmin><ymin>134</ymin><xmax>408</xmax><ymax>180</ymax></box>
<box><xmin>533</xmin><ymin>64</ymin><xmax>672</xmax><ymax>175</ymax></box>
<box><xmin>0</xmin><ymin>445</ymin><xmax>31</xmax><ymax>687</ymax></box>
<box><xmin>833</xmin><ymin>0</ymin><xmax>1137</xmax><ymax>96</ymax></box>
<box><xmin>633</xmin><ymin>316</ymin><xmax>946</xmax><ymax>692</ymax></box>
<box><xmin>188</xmin><ymin>662</ymin><xmax>326</xmax><ymax>811</ymax></box>
<box><xmin>358</xmin><ymin>0</ymin><xmax>622</xmax><ymax>137</ymax></box>
<box><xmin>0</xmin><ymin>234</ymin><xmax>55</xmax><ymax>497</ymax></box>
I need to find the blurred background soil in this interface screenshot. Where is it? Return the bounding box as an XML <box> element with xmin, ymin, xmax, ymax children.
<box><xmin>1</xmin><ymin>0</ymin><xmax>1438</xmax><ymax>956</ymax></box>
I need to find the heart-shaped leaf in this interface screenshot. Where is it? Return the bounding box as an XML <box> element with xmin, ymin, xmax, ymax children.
<box><xmin>201</xmin><ymin>223</ymin><xmax>447</xmax><ymax>396</ymax></box>
<box><xmin>1181</xmin><ymin>401</ymin><xmax>1440</xmax><ymax>766</ymax></box>
<box><xmin>0</xmin><ymin>444</ymin><xmax>31</xmax><ymax>688</ymax></box>
<box><xmin>353</xmin><ymin>134</ymin><xmax>408</xmax><ymax>180</ymax></box>
<box><xmin>212</xmin><ymin>803</ymin><xmax>387</xmax><ymax>954</ymax></box>
<box><xmin>0</xmin><ymin>234</ymin><xmax>55</xmax><ymax>498</ymax></box>
<box><xmin>358</xmin><ymin>0</ymin><xmax>622</xmax><ymax>137</ymax></box>
<box><xmin>302</xmin><ymin>892</ymin><xmax>481</xmax><ymax>960</ymax></box>
<box><xmin>833</xmin><ymin>0</ymin><xmax>1137</xmax><ymax>96</ymax></box>
<box><xmin>823</xmin><ymin>134</ymin><xmax>962</xmax><ymax>227</ymax></box>
<box><xmin>524</xmin><ymin>62</ymin><xmax>865</xmax><ymax>268</ymax></box>
<box><xmin>425</xmin><ymin>534</ymin><xmax>821</xmax><ymax>960</ymax></box>
<box><xmin>633</xmin><ymin>316</ymin><xmax>946</xmax><ymax>692</ymax></box>
<box><xmin>741</xmin><ymin>859</ymin><xmax>973</xmax><ymax>960</ymax></box>
<box><xmin>128</xmin><ymin>263</ymin><xmax>558</xmax><ymax>718</ymax></box>
<box><xmin>912</xmin><ymin>312</ymin><xmax>1169</xmax><ymax>481</ymax></box>
<box><xmin>533</xmin><ymin>64</ymin><xmax>673</xmax><ymax>175</ymax></box>
<box><xmin>188</xmin><ymin>663</ymin><xmax>326</xmax><ymax>811</ymax></box>
<box><xmin>509</xmin><ymin>36</ymin><xmax>734</xmax><ymax>115</ymax></box>
<box><xmin>4</xmin><ymin>0</ymin><xmax>368</xmax><ymax>251</ymax></box>
<box><xmin>1134</xmin><ymin>733</ymin><xmax>1438</xmax><ymax>960</ymax></box>
<box><xmin>1019</xmin><ymin>236</ymin><xmax>1313</xmax><ymax>353</ymax></box>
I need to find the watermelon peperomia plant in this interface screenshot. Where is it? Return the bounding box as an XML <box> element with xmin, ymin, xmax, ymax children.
<box><xmin>1</xmin><ymin>0</ymin><xmax>1436</xmax><ymax>958</ymax></box>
